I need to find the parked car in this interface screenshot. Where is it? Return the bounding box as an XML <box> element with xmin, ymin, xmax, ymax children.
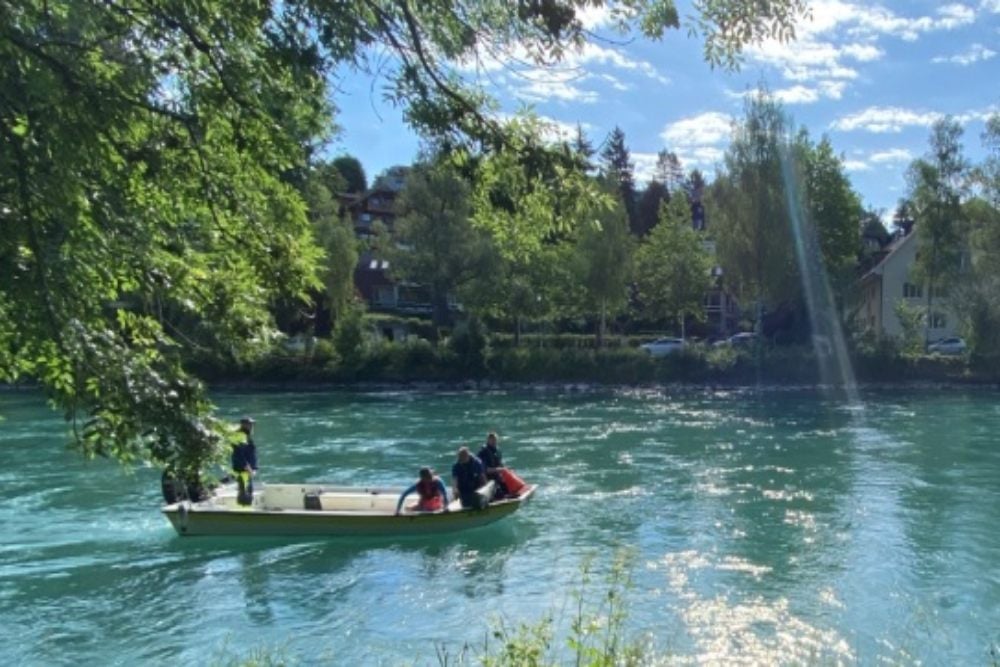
<box><xmin>640</xmin><ymin>337</ymin><xmax>686</xmax><ymax>357</ymax></box>
<box><xmin>714</xmin><ymin>332</ymin><xmax>758</xmax><ymax>348</ymax></box>
<box><xmin>927</xmin><ymin>337</ymin><xmax>966</xmax><ymax>355</ymax></box>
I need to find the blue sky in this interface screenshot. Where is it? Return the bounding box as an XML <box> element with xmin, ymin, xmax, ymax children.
<box><xmin>331</xmin><ymin>0</ymin><xmax>999</xmax><ymax>220</ymax></box>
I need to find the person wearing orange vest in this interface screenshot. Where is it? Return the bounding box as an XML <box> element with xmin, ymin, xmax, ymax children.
<box><xmin>395</xmin><ymin>467</ymin><xmax>450</xmax><ymax>515</ymax></box>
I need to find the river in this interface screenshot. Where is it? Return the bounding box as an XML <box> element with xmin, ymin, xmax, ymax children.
<box><xmin>1</xmin><ymin>387</ymin><xmax>998</xmax><ymax>665</ymax></box>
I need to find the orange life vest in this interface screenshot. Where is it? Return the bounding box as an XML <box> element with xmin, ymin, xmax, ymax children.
<box><xmin>416</xmin><ymin>478</ymin><xmax>444</xmax><ymax>511</ymax></box>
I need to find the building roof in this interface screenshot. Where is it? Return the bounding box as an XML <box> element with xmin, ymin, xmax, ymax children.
<box><xmin>860</xmin><ymin>229</ymin><xmax>916</xmax><ymax>282</ymax></box>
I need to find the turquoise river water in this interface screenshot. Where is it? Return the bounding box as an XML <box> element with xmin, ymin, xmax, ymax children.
<box><xmin>1</xmin><ymin>387</ymin><xmax>999</xmax><ymax>665</ymax></box>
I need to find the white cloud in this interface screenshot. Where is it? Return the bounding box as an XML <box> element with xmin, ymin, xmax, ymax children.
<box><xmin>741</xmin><ymin>1</ymin><xmax>978</xmax><ymax>105</ymax></box>
<box><xmin>574</xmin><ymin>43</ymin><xmax>670</xmax><ymax>85</ymax></box>
<box><xmin>517</xmin><ymin>77</ymin><xmax>599</xmax><ymax>104</ymax></box>
<box><xmin>831</xmin><ymin>106</ymin><xmax>940</xmax><ymax>133</ymax></box>
<box><xmin>842</xmin><ymin>2</ymin><xmax>976</xmax><ymax>41</ymax></box>
<box><xmin>659</xmin><ymin>112</ymin><xmax>733</xmax><ymax>170</ymax></box>
<box><xmin>576</xmin><ymin>5</ymin><xmax>613</xmax><ymax>30</ymax></box>
<box><xmin>632</xmin><ymin>152</ymin><xmax>660</xmax><ymax>184</ymax></box>
<box><xmin>843</xmin><ymin>160</ymin><xmax>871</xmax><ymax>171</ymax></box>
<box><xmin>661</xmin><ymin>112</ymin><xmax>732</xmax><ymax>147</ymax></box>
<box><xmin>932</xmin><ymin>43</ymin><xmax>997</xmax><ymax>65</ymax></box>
<box><xmin>773</xmin><ymin>85</ymin><xmax>820</xmax><ymax>104</ymax></box>
<box><xmin>870</xmin><ymin>148</ymin><xmax>913</xmax><ymax>163</ymax></box>
<box><xmin>955</xmin><ymin>106</ymin><xmax>1000</xmax><ymax>123</ymax></box>
<box><xmin>982</xmin><ymin>0</ymin><xmax>1000</xmax><ymax>12</ymax></box>
<box><xmin>458</xmin><ymin>39</ymin><xmax>669</xmax><ymax>105</ymax></box>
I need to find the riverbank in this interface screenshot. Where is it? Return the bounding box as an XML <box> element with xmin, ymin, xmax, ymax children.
<box><xmin>4</xmin><ymin>341</ymin><xmax>997</xmax><ymax>397</ymax></box>
<box><xmin>182</xmin><ymin>341</ymin><xmax>1000</xmax><ymax>390</ymax></box>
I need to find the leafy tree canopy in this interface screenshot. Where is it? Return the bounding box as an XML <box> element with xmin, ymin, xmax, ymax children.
<box><xmin>635</xmin><ymin>194</ymin><xmax>712</xmax><ymax>334</ymax></box>
<box><xmin>332</xmin><ymin>156</ymin><xmax>367</xmax><ymax>194</ymax></box>
<box><xmin>1</xmin><ymin>0</ymin><xmax>811</xmax><ymax>476</ymax></box>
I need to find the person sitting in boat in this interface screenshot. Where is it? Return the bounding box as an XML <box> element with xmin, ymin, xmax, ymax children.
<box><xmin>451</xmin><ymin>446</ymin><xmax>488</xmax><ymax>509</ymax></box>
<box><xmin>477</xmin><ymin>432</ymin><xmax>528</xmax><ymax>499</ymax></box>
<box><xmin>394</xmin><ymin>467</ymin><xmax>450</xmax><ymax>515</ymax></box>
<box><xmin>231</xmin><ymin>416</ymin><xmax>258</xmax><ymax>506</ymax></box>
<box><xmin>477</xmin><ymin>432</ymin><xmax>508</xmax><ymax>499</ymax></box>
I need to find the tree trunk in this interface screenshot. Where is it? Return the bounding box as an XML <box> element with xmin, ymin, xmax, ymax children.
<box><xmin>597</xmin><ymin>299</ymin><xmax>607</xmax><ymax>348</ymax></box>
<box><xmin>431</xmin><ymin>289</ymin><xmax>450</xmax><ymax>340</ymax></box>
<box><xmin>925</xmin><ymin>242</ymin><xmax>937</xmax><ymax>349</ymax></box>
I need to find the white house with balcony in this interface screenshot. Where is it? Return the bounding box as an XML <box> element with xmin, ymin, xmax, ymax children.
<box><xmin>857</xmin><ymin>228</ymin><xmax>958</xmax><ymax>342</ymax></box>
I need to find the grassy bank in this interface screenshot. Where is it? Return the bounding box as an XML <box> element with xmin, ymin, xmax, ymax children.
<box><xmin>185</xmin><ymin>335</ymin><xmax>996</xmax><ymax>388</ymax></box>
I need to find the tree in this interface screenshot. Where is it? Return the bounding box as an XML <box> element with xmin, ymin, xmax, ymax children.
<box><xmin>305</xmin><ymin>165</ymin><xmax>359</xmax><ymax>334</ymax></box>
<box><xmin>0</xmin><ymin>0</ymin><xmax>812</xmax><ymax>475</ymax></box>
<box><xmin>464</xmin><ymin>243</ymin><xmax>574</xmax><ymax>346</ymax></box>
<box><xmin>635</xmin><ymin>195</ymin><xmax>712</xmax><ymax>338</ymax></box>
<box><xmin>655</xmin><ymin>149</ymin><xmax>686</xmax><ymax>196</ymax></box>
<box><xmin>797</xmin><ymin>133</ymin><xmax>863</xmax><ymax>300</ymax></box>
<box><xmin>468</xmin><ymin>115</ymin><xmax>611</xmax><ymax>263</ymax></box>
<box><xmin>390</xmin><ymin>160</ymin><xmax>493</xmax><ymax>334</ymax></box>
<box><xmin>332</xmin><ymin>155</ymin><xmax>367</xmax><ymax>194</ymax></box>
<box><xmin>860</xmin><ymin>209</ymin><xmax>890</xmax><ymax>246</ymax></box>
<box><xmin>601</xmin><ymin>126</ymin><xmax>638</xmax><ymax>234</ymax></box>
<box><xmin>636</xmin><ymin>180</ymin><xmax>669</xmax><ymax>237</ymax></box>
<box><xmin>1</xmin><ymin>1</ymin><xmax>328</xmax><ymax>481</ymax></box>
<box><xmin>906</xmin><ymin>117</ymin><xmax>968</xmax><ymax>346</ymax></box>
<box><xmin>952</xmin><ymin>116</ymin><xmax>1000</xmax><ymax>361</ymax></box>
<box><xmin>709</xmin><ymin>89</ymin><xmax>799</xmax><ymax>332</ymax></box>
<box><xmin>573</xmin><ymin>124</ymin><xmax>597</xmax><ymax>174</ymax></box>
<box><xmin>571</xmin><ymin>195</ymin><xmax>635</xmax><ymax>346</ymax></box>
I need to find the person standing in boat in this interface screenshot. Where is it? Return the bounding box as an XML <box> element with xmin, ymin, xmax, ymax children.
<box><xmin>395</xmin><ymin>467</ymin><xmax>450</xmax><ymax>515</ymax></box>
<box><xmin>451</xmin><ymin>446</ymin><xmax>488</xmax><ymax>509</ymax></box>
<box><xmin>477</xmin><ymin>432</ymin><xmax>508</xmax><ymax>499</ymax></box>
<box><xmin>231</xmin><ymin>416</ymin><xmax>258</xmax><ymax>506</ymax></box>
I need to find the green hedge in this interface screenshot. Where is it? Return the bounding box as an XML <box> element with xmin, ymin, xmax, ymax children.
<box><xmin>186</xmin><ymin>338</ymin><xmax>994</xmax><ymax>386</ymax></box>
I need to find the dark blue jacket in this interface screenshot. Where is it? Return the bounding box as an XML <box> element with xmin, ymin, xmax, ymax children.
<box><xmin>451</xmin><ymin>456</ymin><xmax>485</xmax><ymax>496</ymax></box>
<box><xmin>231</xmin><ymin>437</ymin><xmax>258</xmax><ymax>473</ymax></box>
<box><xmin>478</xmin><ymin>444</ymin><xmax>503</xmax><ymax>471</ymax></box>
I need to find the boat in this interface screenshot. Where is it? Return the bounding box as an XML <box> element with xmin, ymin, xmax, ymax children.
<box><xmin>162</xmin><ymin>481</ymin><xmax>537</xmax><ymax>537</ymax></box>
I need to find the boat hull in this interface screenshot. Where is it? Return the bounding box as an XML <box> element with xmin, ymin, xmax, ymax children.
<box><xmin>162</xmin><ymin>484</ymin><xmax>536</xmax><ymax>537</ymax></box>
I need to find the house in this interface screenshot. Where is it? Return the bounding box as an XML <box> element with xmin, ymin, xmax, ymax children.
<box><xmin>857</xmin><ymin>225</ymin><xmax>958</xmax><ymax>341</ymax></box>
<box><xmin>339</xmin><ymin>166</ymin><xmax>458</xmax><ymax>319</ymax></box>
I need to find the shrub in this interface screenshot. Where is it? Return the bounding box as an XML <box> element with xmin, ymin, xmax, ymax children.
<box><xmin>438</xmin><ymin>549</ymin><xmax>650</xmax><ymax>667</ymax></box>
<box><xmin>449</xmin><ymin>317</ymin><xmax>490</xmax><ymax>376</ymax></box>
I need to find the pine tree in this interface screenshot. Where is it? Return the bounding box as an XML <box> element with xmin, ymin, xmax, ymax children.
<box><xmin>601</xmin><ymin>127</ymin><xmax>639</xmax><ymax>234</ymax></box>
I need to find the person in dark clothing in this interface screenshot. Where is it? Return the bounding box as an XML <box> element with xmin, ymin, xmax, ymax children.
<box><xmin>451</xmin><ymin>446</ymin><xmax>488</xmax><ymax>509</ymax></box>
<box><xmin>395</xmin><ymin>467</ymin><xmax>450</xmax><ymax>514</ymax></box>
<box><xmin>231</xmin><ymin>416</ymin><xmax>258</xmax><ymax>506</ymax></box>
<box><xmin>477</xmin><ymin>431</ymin><xmax>508</xmax><ymax>499</ymax></box>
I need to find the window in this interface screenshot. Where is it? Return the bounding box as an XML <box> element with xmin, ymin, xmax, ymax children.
<box><xmin>903</xmin><ymin>282</ymin><xmax>923</xmax><ymax>298</ymax></box>
<box><xmin>929</xmin><ymin>312</ymin><xmax>947</xmax><ymax>329</ymax></box>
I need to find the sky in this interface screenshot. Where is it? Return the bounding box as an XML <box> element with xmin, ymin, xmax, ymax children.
<box><xmin>330</xmin><ymin>0</ymin><xmax>999</xmax><ymax>221</ymax></box>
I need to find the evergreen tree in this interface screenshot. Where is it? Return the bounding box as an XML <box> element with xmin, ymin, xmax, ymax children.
<box><xmin>636</xmin><ymin>181</ymin><xmax>669</xmax><ymax>236</ymax></box>
<box><xmin>601</xmin><ymin>126</ymin><xmax>639</xmax><ymax>234</ymax></box>
<box><xmin>573</xmin><ymin>124</ymin><xmax>597</xmax><ymax>174</ymax></box>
